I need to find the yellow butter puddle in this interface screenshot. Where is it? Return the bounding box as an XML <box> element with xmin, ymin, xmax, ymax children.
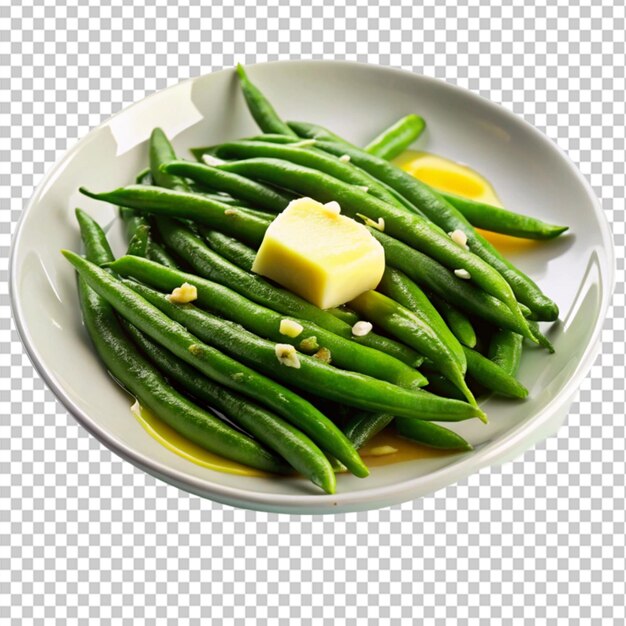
<box><xmin>132</xmin><ymin>402</ymin><xmax>270</xmax><ymax>477</ymax></box>
<box><xmin>396</xmin><ymin>150</ymin><xmax>539</xmax><ymax>254</ymax></box>
<box><xmin>133</xmin><ymin>403</ymin><xmax>451</xmax><ymax>476</ymax></box>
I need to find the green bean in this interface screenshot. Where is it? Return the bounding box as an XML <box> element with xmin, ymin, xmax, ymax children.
<box><xmin>378</xmin><ymin>267</ymin><xmax>466</xmax><ymax>369</ymax></box>
<box><xmin>126</xmin><ymin>224</ymin><xmax>150</xmax><ymax>257</ymax></box>
<box><xmin>372</xmin><ymin>229</ymin><xmax>538</xmax><ymax>342</ymax></box>
<box><xmin>107</xmin><ymin>254</ymin><xmax>428</xmax><ymax>389</ymax></box>
<box><xmin>208</xmin><ymin>141</ymin><xmax>407</xmax><ymax>210</ymax></box>
<box><xmin>236</xmin><ymin>64</ymin><xmax>297</xmax><ymax>137</ymax></box>
<box><xmin>125</xmin><ymin>280</ymin><xmax>480</xmax><ymax>422</ymax></box>
<box><xmin>149</xmin><ymin>127</ymin><xmax>190</xmax><ymax>191</ymax></box>
<box><xmin>349</xmin><ymin>290</ymin><xmax>480</xmax><ymax>412</ymax></box>
<box><xmin>123</xmin><ymin>321</ymin><xmax>335</xmax><ymax>489</ymax></box>
<box><xmin>395</xmin><ymin>419</ymin><xmax>473</xmax><ymax>451</ymax></box>
<box><xmin>424</xmin><ymin>373</ymin><xmax>466</xmax><ymax>401</ymax></box>
<box><xmin>287</xmin><ymin>120</ymin><xmax>352</xmax><ymax>145</ymax></box>
<box><xmin>73</xmin><ymin>211</ymin><xmax>286</xmax><ymax>476</ymax></box>
<box><xmin>365</xmin><ymin>114</ymin><xmax>426</xmax><ymax>160</ymax></box>
<box><xmin>80</xmin><ymin>185</ymin><xmax>272</xmax><ymax>248</ymax></box>
<box><xmin>146</xmin><ymin>241</ymin><xmax>180</xmax><ymax>269</ymax></box>
<box><xmin>427</xmin><ymin>292</ymin><xmax>477</xmax><ymax>348</ymax></box>
<box><xmin>439</xmin><ymin>192</ymin><xmax>568</xmax><ymax>240</ymax></box>
<box><xmin>76</xmin><ymin>208</ymin><xmax>115</xmax><ymax>262</ymax></box>
<box><xmin>311</xmin><ymin>139</ymin><xmax>559</xmax><ymax>321</ymax></box>
<box><xmin>190</xmin><ymin>134</ymin><xmax>302</xmax><ymax>162</ymax></box>
<box><xmin>488</xmin><ymin>329</ymin><xmax>524</xmax><ymax>377</ymax></box>
<box><xmin>527</xmin><ymin>320</ymin><xmax>555</xmax><ymax>353</ymax></box>
<box><xmin>343</xmin><ymin>413</ymin><xmax>394</xmax><ymax>450</ymax></box>
<box><xmin>327</xmin><ymin>306</ymin><xmax>360</xmax><ymax>326</ymax></box>
<box><xmin>62</xmin><ymin>250</ymin><xmax>367</xmax><ymax>479</ymax></box>
<box><xmin>217</xmin><ymin>157</ymin><xmax>531</xmax><ymax>333</ymax></box>
<box><xmin>161</xmin><ymin>160</ymin><xmax>293</xmax><ymax>212</ymax></box>
<box><xmin>151</xmin><ymin>217</ymin><xmax>423</xmax><ymax>366</ymax></box>
<box><xmin>463</xmin><ymin>346</ymin><xmax>528</xmax><ymax>399</ymax></box>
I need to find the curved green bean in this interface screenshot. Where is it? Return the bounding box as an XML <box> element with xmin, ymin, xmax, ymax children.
<box><xmin>365</xmin><ymin>114</ymin><xmax>426</xmax><ymax>160</ymax></box>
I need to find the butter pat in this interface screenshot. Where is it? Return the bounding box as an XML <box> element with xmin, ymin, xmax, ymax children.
<box><xmin>252</xmin><ymin>197</ymin><xmax>385</xmax><ymax>309</ymax></box>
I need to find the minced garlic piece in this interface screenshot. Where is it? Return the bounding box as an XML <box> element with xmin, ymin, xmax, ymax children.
<box><xmin>279</xmin><ymin>319</ymin><xmax>304</xmax><ymax>338</ymax></box>
<box><xmin>168</xmin><ymin>282</ymin><xmax>198</xmax><ymax>303</ymax></box>
<box><xmin>313</xmin><ymin>347</ymin><xmax>332</xmax><ymax>364</ymax></box>
<box><xmin>448</xmin><ymin>229</ymin><xmax>468</xmax><ymax>249</ymax></box>
<box><xmin>356</xmin><ymin>214</ymin><xmax>385</xmax><ymax>232</ymax></box>
<box><xmin>275</xmin><ymin>343</ymin><xmax>301</xmax><ymax>369</ymax></box>
<box><xmin>358</xmin><ymin>186</ymin><xmax>369</xmax><ymax>193</ymax></box>
<box><xmin>224</xmin><ymin>208</ymin><xmax>238</xmax><ymax>216</ymax></box>
<box><xmin>454</xmin><ymin>269</ymin><xmax>471</xmax><ymax>280</ymax></box>
<box><xmin>299</xmin><ymin>336</ymin><xmax>319</xmax><ymax>353</ymax></box>
<box><xmin>352</xmin><ymin>321</ymin><xmax>373</xmax><ymax>337</ymax></box>
<box><xmin>370</xmin><ymin>445</ymin><xmax>398</xmax><ymax>457</ymax></box>
<box><xmin>339</xmin><ymin>154</ymin><xmax>351</xmax><ymax>162</ymax></box>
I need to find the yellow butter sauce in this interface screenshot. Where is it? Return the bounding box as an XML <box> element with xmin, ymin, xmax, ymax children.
<box><xmin>133</xmin><ymin>402</ymin><xmax>270</xmax><ymax>477</ymax></box>
<box><xmin>396</xmin><ymin>150</ymin><xmax>539</xmax><ymax>255</ymax></box>
<box><xmin>133</xmin><ymin>403</ymin><xmax>452</xmax><ymax>475</ymax></box>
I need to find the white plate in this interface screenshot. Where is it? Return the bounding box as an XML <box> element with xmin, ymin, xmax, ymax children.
<box><xmin>10</xmin><ymin>61</ymin><xmax>615</xmax><ymax>514</ymax></box>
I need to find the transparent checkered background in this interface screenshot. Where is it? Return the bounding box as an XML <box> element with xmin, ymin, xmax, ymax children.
<box><xmin>2</xmin><ymin>1</ymin><xmax>625</xmax><ymax>624</ymax></box>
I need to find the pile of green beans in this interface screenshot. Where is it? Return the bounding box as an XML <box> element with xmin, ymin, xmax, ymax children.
<box><xmin>64</xmin><ymin>65</ymin><xmax>567</xmax><ymax>494</ymax></box>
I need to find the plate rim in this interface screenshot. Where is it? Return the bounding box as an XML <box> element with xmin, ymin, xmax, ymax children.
<box><xmin>9</xmin><ymin>59</ymin><xmax>616</xmax><ymax>514</ymax></box>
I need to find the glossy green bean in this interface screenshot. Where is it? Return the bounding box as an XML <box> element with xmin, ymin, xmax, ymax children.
<box><xmin>365</xmin><ymin>114</ymin><xmax>426</xmax><ymax>160</ymax></box>
<box><xmin>107</xmin><ymin>254</ymin><xmax>428</xmax><ymax>389</ymax></box>
<box><xmin>236</xmin><ymin>65</ymin><xmax>297</xmax><ymax>136</ymax></box>
<box><xmin>123</xmin><ymin>321</ymin><xmax>335</xmax><ymax>489</ymax></box>
<box><xmin>395</xmin><ymin>419</ymin><xmax>473</xmax><ymax>451</ymax></box>
<box><xmin>126</xmin><ymin>280</ymin><xmax>480</xmax><ymax>422</ymax></box>
<box><xmin>488</xmin><ymin>329</ymin><xmax>524</xmax><ymax>377</ymax></box>
<box><xmin>161</xmin><ymin>160</ymin><xmax>293</xmax><ymax>212</ymax></box>
<box><xmin>149</xmin><ymin>127</ymin><xmax>190</xmax><ymax>192</ymax></box>
<box><xmin>427</xmin><ymin>292</ymin><xmax>477</xmax><ymax>348</ymax></box>
<box><xmin>372</xmin><ymin>229</ymin><xmax>538</xmax><ymax>342</ymax></box>
<box><xmin>146</xmin><ymin>241</ymin><xmax>180</xmax><ymax>269</ymax></box>
<box><xmin>378</xmin><ymin>267</ymin><xmax>466</xmax><ymax>369</ymax></box>
<box><xmin>342</xmin><ymin>413</ymin><xmax>394</xmax><ymax>450</ymax></box>
<box><xmin>210</xmin><ymin>141</ymin><xmax>407</xmax><ymax>209</ymax></box>
<box><xmin>80</xmin><ymin>185</ymin><xmax>272</xmax><ymax>247</ymax></box>
<box><xmin>126</xmin><ymin>223</ymin><xmax>150</xmax><ymax>257</ymax></box>
<box><xmin>439</xmin><ymin>192</ymin><xmax>568</xmax><ymax>240</ymax></box>
<box><xmin>349</xmin><ymin>290</ymin><xmax>480</xmax><ymax>412</ymax></box>
<box><xmin>62</xmin><ymin>250</ymin><xmax>367</xmax><ymax>479</ymax></box>
<box><xmin>463</xmin><ymin>346</ymin><xmax>528</xmax><ymax>399</ymax></box>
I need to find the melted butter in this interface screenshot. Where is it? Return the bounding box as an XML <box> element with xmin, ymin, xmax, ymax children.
<box><xmin>394</xmin><ymin>150</ymin><xmax>502</xmax><ymax>206</ymax></box>
<box><xmin>359</xmin><ymin>429</ymin><xmax>452</xmax><ymax>468</ymax></box>
<box><xmin>396</xmin><ymin>151</ymin><xmax>540</xmax><ymax>255</ymax></box>
<box><xmin>132</xmin><ymin>402</ymin><xmax>269</xmax><ymax>477</ymax></box>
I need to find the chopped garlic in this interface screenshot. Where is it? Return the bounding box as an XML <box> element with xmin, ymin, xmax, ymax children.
<box><xmin>224</xmin><ymin>208</ymin><xmax>238</xmax><ymax>216</ymax></box>
<box><xmin>370</xmin><ymin>445</ymin><xmax>398</xmax><ymax>457</ymax></box>
<box><xmin>356</xmin><ymin>214</ymin><xmax>385</xmax><ymax>232</ymax></box>
<box><xmin>291</xmin><ymin>139</ymin><xmax>316</xmax><ymax>148</ymax></box>
<box><xmin>279</xmin><ymin>319</ymin><xmax>304</xmax><ymax>338</ymax></box>
<box><xmin>358</xmin><ymin>186</ymin><xmax>369</xmax><ymax>193</ymax></box>
<box><xmin>339</xmin><ymin>154</ymin><xmax>351</xmax><ymax>163</ymax></box>
<box><xmin>202</xmin><ymin>154</ymin><xmax>225</xmax><ymax>166</ymax></box>
<box><xmin>448</xmin><ymin>229</ymin><xmax>468</xmax><ymax>248</ymax></box>
<box><xmin>231</xmin><ymin>372</ymin><xmax>244</xmax><ymax>382</ymax></box>
<box><xmin>313</xmin><ymin>347</ymin><xmax>332</xmax><ymax>364</ymax></box>
<box><xmin>275</xmin><ymin>343</ymin><xmax>301</xmax><ymax>369</ymax></box>
<box><xmin>323</xmin><ymin>200</ymin><xmax>341</xmax><ymax>215</ymax></box>
<box><xmin>168</xmin><ymin>282</ymin><xmax>198</xmax><ymax>303</ymax></box>
<box><xmin>454</xmin><ymin>269</ymin><xmax>471</xmax><ymax>280</ymax></box>
<box><xmin>299</xmin><ymin>336</ymin><xmax>319</xmax><ymax>353</ymax></box>
<box><xmin>352</xmin><ymin>321</ymin><xmax>373</xmax><ymax>337</ymax></box>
